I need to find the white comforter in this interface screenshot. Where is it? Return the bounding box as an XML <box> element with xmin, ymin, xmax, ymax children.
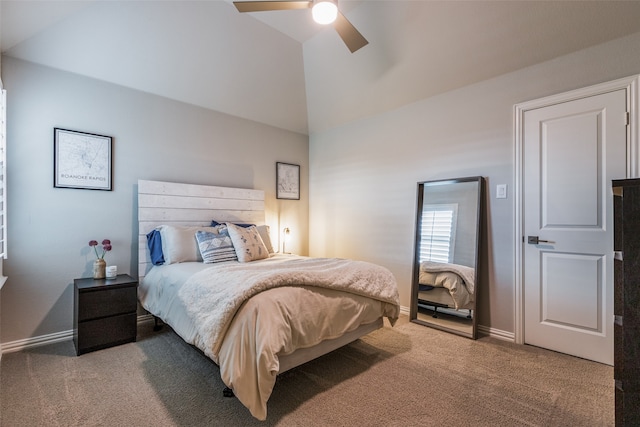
<box><xmin>419</xmin><ymin>261</ymin><xmax>475</xmax><ymax>310</ymax></box>
<box><xmin>139</xmin><ymin>254</ymin><xmax>400</xmax><ymax>420</ymax></box>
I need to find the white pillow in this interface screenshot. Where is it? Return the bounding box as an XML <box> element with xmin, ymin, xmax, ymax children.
<box><xmin>159</xmin><ymin>225</ymin><xmax>221</xmax><ymax>264</ymax></box>
<box><xmin>226</xmin><ymin>223</ymin><xmax>269</xmax><ymax>263</ymax></box>
<box><xmin>256</xmin><ymin>225</ymin><xmax>275</xmax><ymax>254</ymax></box>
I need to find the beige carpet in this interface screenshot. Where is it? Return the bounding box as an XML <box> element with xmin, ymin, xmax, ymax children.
<box><xmin>1</xmin><ymin>315</ymin><xmax>613</xmax><ymax>426</ymax></box>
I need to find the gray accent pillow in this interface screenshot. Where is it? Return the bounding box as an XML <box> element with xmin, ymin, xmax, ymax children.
<box><xmin>195</xmin><ymin>229</ymin><xmax>238</xmax><ymax>263</ymax></box>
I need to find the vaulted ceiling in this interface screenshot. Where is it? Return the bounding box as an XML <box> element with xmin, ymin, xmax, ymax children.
<box><xmin>3</xmin><ymin>1</ymin><xmax>640</xmax><ymax>135</ymax></box>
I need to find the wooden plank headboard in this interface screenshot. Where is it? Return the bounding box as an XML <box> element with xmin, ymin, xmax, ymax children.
<box><xmin>137</xmin><ymin>179</ymin><xmax>265</xmax><ymax>279</ymax></box>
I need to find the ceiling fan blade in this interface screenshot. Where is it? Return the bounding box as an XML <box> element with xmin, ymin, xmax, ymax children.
<box><xmin>233</xmin><ymin>1</ymin><xmax>311</xmax><ymax>13</ymax></box>
<box><xmin>334</xmin><ymin>11</ymin><xmax>368</xmax><ymax>53</ymax></box>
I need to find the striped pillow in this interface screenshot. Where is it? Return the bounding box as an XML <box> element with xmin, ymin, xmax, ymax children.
<box><xmin>195</xmin><ymin>230</ymin><xmax>237</xmax><ymax>263</ymax></box>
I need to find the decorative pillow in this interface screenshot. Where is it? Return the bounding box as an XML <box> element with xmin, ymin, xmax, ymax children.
<box><xmin>158</xmin><ymin>225</ymin><xmax>221</xmax><ymax>264</ymax></box>
<box><xmin>146</xmin><ymin>229</ymin><xmax>165</xmax><ymax>265</ymax></box>
<box><xmin>211</xmin><ymin>221</ymin><xmax>274</xmax><ymax>254</ymax></box>
<box><xmin>226</xmin><ymin>222</ymin><xmax>269</xmax><ymax>263</ymax></box>
<box><xmin>195</xmin><ymin>230</ymin><xmax>237</xmax><ymax>263</ymax></box>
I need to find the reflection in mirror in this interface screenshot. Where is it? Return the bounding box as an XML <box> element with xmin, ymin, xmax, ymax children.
<box><xmin>410</xmin><ymin>176</ymin><xmax>484</xmax><ymax>339</ymax></box>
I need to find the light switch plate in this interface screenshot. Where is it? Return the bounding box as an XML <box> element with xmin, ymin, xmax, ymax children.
<box><xmin>496</xmin><ymin>184</ymin><xmax>507</xmax><ymax>199</ymax></box>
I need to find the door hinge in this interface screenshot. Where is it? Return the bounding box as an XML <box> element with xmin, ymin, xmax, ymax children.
<box><xmin>626</xmin><ymin>111</ymin><xmax>630</xmax><ymax>126</ymax></box>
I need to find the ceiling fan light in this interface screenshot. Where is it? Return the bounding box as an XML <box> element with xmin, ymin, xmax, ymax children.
<box><xmin>312</xmin><ymin>0</ymin><xmax>338</xmax><ymax>25</ymax></box>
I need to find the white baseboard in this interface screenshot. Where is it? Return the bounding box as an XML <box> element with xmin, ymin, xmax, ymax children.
<box><xmin>1</xmin><ymin>312</ymin><xmax>515</xmax><ymax>355</ymax></box>
<box><xmin>478</xmin><ymin>324</ymin><xmax>515</xmax><ymax>342</ymax></box>
<box><xmin>401</xmin><ymin>304</ymin><xmax>514</xmax><ymax>342</ymax></box>
<box><xmin>1</xmin><ymin>315</ymin><xmax>155</xmax><ymax>355</ymax></box>
<box><xmin>1</xmin><ymin>329</ymin><xmax>73</xmax><ymax>354</ymax></box>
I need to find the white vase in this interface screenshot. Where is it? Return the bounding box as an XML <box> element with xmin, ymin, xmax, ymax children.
<box><xmin>93</xmin><ymin>258</ymin><xmax>106</xmax><ymax>279</ymax></box>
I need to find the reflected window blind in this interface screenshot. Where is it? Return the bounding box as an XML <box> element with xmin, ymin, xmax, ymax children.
<box><xmin>0</xmin><ymin>89</ymin><xmax>6</xmax><ymax>258</ymax></box>
<box><xmin>420</xmin><ymin>204</ymin><xmax>457</xmax><ymax>263</ymax></box>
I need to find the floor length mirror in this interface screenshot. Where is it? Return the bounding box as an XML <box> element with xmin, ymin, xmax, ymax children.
<box><xmin>410</xmin><ymin>176</ymin><xmax>484</xmax><ymax>339</ymax></box>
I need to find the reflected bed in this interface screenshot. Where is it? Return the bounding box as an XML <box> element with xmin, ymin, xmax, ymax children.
<box><xmin>418</xmin><ymin>261</ymin><xmax>475</xmax><ymax>310</ymax></box>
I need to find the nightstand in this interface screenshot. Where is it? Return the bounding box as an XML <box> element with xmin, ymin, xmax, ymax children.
<box><xmin>73</xmin><ymin>274</ymin><xmax>138</xmax><ymax>356</ymax></box>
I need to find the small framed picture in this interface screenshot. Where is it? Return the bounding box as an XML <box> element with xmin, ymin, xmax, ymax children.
<box><xmin>276</xmin><ymin>162</ymin><xmax>300</xmax><ymax>200</ymax></box>
<box><xmin>54</xmin><ymin>128</ymin><xmax>112</xmax><ymax>191</ymax></box>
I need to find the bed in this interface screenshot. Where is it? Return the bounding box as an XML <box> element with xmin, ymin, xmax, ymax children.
<box><xmin>417</xmin><ymin>261</ymin><xmax>475</xmax><ymax>314</ymax></box>
<box><xmin>137</xmin><ymin>180</ymin><xmax>400</xmax><ymax>420</ymax></box>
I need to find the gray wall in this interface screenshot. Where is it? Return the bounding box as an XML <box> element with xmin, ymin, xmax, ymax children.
<box><xmin>0</xmin><ymin>56</ymin><xmax>309</xmax><ymax>344</ymax></box>
<box><xmin>3</xmin><ymin>30</ymin><xmax>640</xmax><ymax>345</ymax></box>
<box><xmin>309</xmin><ymin>32</ymin><xmax>640</xmax><ymax>334</ymax></box>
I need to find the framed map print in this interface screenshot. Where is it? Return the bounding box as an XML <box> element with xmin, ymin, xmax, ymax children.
<box><xmin>54</xmin><ymin>128</ymin><xmax>112</xmax><ymax>190</ymax></box>
<box><xmin>276</xmin><ymin>162</ymin><xmax>300</xmax><ymax>200</ymax></box>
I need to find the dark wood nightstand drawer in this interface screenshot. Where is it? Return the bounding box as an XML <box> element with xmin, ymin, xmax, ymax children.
<box><xmin>77</xmin><ymin>286</ymin><xmax>137</xmax><ymax>321</ymax></box>
<box><xmin>76</xmin><ymin>313</ymin><xmax>137</xmax><ymax>355</ymax></box>
<box><xmin>74</xmin><ymin>274</ymin><xmax>138</xmax><ymax>356</ymax></box>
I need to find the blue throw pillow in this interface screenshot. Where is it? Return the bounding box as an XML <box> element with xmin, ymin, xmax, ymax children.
<box><xmin>146</xmin><ymin>229</ymin><xmax>165</xmax><ymax>265</ymax></box>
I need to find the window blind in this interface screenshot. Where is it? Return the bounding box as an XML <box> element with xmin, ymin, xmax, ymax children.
<box><xmin>420</xmin><ymin>204</ymin><xmax>457</xmax><ymax>263</ymax></box>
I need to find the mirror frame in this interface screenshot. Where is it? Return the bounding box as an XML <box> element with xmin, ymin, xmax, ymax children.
<box><xmin>409</xmin><ymin>176</ymin><xmax>485</xmax><ymax>339</ymax></box>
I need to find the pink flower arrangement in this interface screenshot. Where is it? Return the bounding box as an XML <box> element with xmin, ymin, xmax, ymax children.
<box><xmin>89</xmin><ymin>239</ymin><xmax>112</xmax><ymax>259</ymax></box>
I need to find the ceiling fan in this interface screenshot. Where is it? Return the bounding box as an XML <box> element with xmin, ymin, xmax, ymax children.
<box><xmin>233</xmin><ymin>0</ymin><xmax>368</xmax><ymax>53</ymax></box>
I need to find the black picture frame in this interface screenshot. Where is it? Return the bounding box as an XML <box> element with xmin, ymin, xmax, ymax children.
<box><xmin>54</xmin><ymin>128</ymin><xmax>113</xmax><ymax>191</ymax></box>
<box><xmin>276</xmin><ymin>162</ymin><xmax>300</xmax><ymax>200</ymax></box>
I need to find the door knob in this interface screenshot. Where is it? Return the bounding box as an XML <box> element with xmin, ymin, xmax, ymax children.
<box><xmin>527</xmin><ymin>236</ymin><xmax>552</xmax><ymax>244</ymax></box>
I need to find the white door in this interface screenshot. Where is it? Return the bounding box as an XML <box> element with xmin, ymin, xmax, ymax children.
<box><xmin>522</xmin><ymin>89</ymin><xmax>627</xmax><ymax>365</ymax></box>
